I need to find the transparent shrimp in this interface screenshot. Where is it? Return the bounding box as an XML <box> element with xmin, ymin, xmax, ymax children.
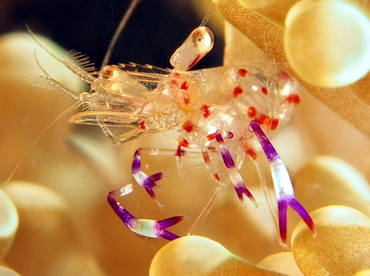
<box><xmin>30</xmin><ymin>4</ymin><xmax>315</xmax><ymax>246</ymax></box>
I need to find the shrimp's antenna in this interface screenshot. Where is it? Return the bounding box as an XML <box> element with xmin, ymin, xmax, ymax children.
<box><xmin>101</xmin><ymin>0</ymin><xmax>141</xmax><ymax>70</ymax></box>
<box><xmin>199</xmin><ymin>8</ymin><xmax>214</xmax><ymax>27</ymax></box>
<box><xmin>3</xmin><ymin>101</ymin><xmax>82</xmax><ymax>188</ymax></box>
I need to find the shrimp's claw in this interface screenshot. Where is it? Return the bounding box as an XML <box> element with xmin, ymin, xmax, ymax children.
<box><xmin>233</xmin><ymin>182</ymin><xmax>258</xmax><ymax>207</ymax></box>
<box><xmin>149</xmin><ymin>172</ymin><xmax>164</xmax><ymax>182</ymax></box>
<box><xmin>107</xmin><ymin>190</ymin><xmax>183</xmax><ymax>240</ymax></box>
<box><xmin>210</xmin><ymin>131</ymin><xmax>258</xmax><ymax>207</ymax></box>
<box><xmin>250</xmin><ymin>120</ymin><xmax>316</xmax><ymax>245</ymax></box>
<box><xmin>155</xmin><ymin>216</ymin><xmax>185</xmax><ymax>240</ymax></box>
<box><xmin>278</xmin><ymin>198</ymin><xmax>316</xmax><ymax>244</ymax></box>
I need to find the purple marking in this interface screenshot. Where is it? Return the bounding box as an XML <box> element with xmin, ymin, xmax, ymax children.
<box><xmin>278</xmin><ymin>199</ymin><xmax>288</xmax><ymax>244</ymax></box>
<box><xmin>220</xmin><ymin>149</ymin><xmax>236</xmax><ymax>169</ymax></box>
<box><xmin>132</xmin><ymin>149</ymin><xmax>141</xmax><ymax>174</ymax></box>
<box><xmin>249</xmin><ymin>121</ymin><xmax>279</xmax><ymax>161</ymax></box>
<box><xmin>278</xmin><ymin>197</ymin><xmax>316</xmax><ymax>244</ymax></box>
<box><xmin>107</xmin><ymin>191</ymin><xmax>184</xmax><ymax>240</ymax></box>
<box><xmin>226</xmin><ymin>131</ymin><xmax>234</xmax><ymax>139</ymax></box>
<box><xmin>131</xmin><ymin>148</ymin><xmax>164</xmax><ymax>199</ymax></box>
<box><xmin>107</xmin><ymin>192</ymin><xmax>135</xmax><ymax>229</ymax></box>
<box><xmin>156</xmin><ymin>216</ymin><xmax>184</xmax><ymax>228</ymax></box>
<box><xmin>155</xmin><ymin>216</ymin><xmax>184</xmax><ymax>240</ymax></box>
<box><xmin>149</xmin><ymin>172</ymin><xmax>164</xmax><ymax>182</ymax></box>
<box><xmin>289</xmin><ymin>198</ymin><xmax>316</xmax><ymax>233</ymax></box>
<box><xmin>160</xmin><ymin>232</ymin><xmax>180</xmax><ymax>241</ymax></box>
<box><xmin>175</xmin><ymin>145</ymin><xmax>186</xmax><ymax>157</ymax></box>
<box><xmin>142</xmin><ymin>172</ymin><xmax>163</xmax><ymax>199</ymax></box>
<box><xmin>212</xmin><ymin>131</ymin><xmax>257</xmax><ymax>206</ymax></box>
<box><xmin>250</xmin><ymin>120</ymin><xmax>316</xmax><ymax>244</ymax></box>
<box><xmin>234</xmin><ymin>184</ymin><xmax>256</xmax><ymax>204</ymax></box>
<box><xmin>215</xmin><ymin>132</ymin><xmax>236</xmax><ymax>169</ymax></box>
<box><xmin>215</xmin><ymin>131</ymin><xmax>224</xmax><ymax>143</ymax></box>
<box><xmin>143</xmin><ymin>182</ymin><xmax>156</xmax><ymax>199</ymax></box>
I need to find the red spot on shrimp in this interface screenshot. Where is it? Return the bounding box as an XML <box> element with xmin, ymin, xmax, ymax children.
<box><xmin>261</xmin><ymin>87</ymin><xmax>268</xmax><ymax>95</ymax></box>
<box><xmin>285</xmin><ymin>94</ymin><xmax>301</xmax><ymax>105</ymax></box>
<box><xmin>179</xmin><ymin>138</ymin><xmax>190</xmax><ymax>147</ymax></box>
<box><xmin>201</xmin><ymin>104</ymin><xmax>211</xmax><ymax>118</ymax></box>
<box><xmin>206</xmin><ymin>133</ymin><xmax>216</xmax><ymax>140</ymax></box>
<box><xmin>174</xmin><ymin>72</ymin><xmax>181</xmax><ymax>77</ymax></box>
<box><xmin>239</xmin><ymin>136</ymin><xmax>257</xmax><ymax>160</ymax></box>
<box><xmin>139</xmin><ymin>121</ymin><xmax>146</xmax><ymax>129</ymax></box>
<box><xmin>202</xmin><ymin>151</ymin><xmax>211</xmax><ymax>163</ymax></box>
<box><xmin>278</xmin><ymin>70</ymin><xmax>292</xmax><ymax>82</ymax></box>
<box><xmin>214</xmin><ymin>174</ymin><xmax>221</xmax><ymax>181</ymax></box>
<box><xmin>247</xmin><ymin>106</ymin><xmax>258</xmax><ymax>118</ymax></box>
<box><xmin>207</xmin><ymin>146</ymin><xmax>217</xmax><ymax>152</ymax></box>
<box><xmin>245</xmin><ymin>148</ymin><xmax>257</xmax><ymax>160</ymax></box>
<box><xmin>233</xmin><ymin>86</ymin><xmax>243</xmax><ymax>97</ymax></box>
<box><xmin>169</xmin><ymin>79</ymin><xmax>179</xmax><ymax>86</ymax></box>
<box><xmin>187</xmin><ymin>54</ymin><xmax>201</xmax><ymax>69</ymax></box>
<box><xmin>176</xmin><ymin>144</ymin><xmax>186</xmax><ymax>157</ymax></box>
<box><xmin>271</xmin><ymin>119</ymin><xmax>279</xmax><ymax>130</ymax></box>
<box><xmin>183</xmin><ymin>97</ymin><xmax>190</xmax><ymax>105</ymax></box>
<box><xmin>237</xmin><ymin>68</ymin><xmax>248</xmax><ymax>77</ymax></box>
<box><xmin>182</xmin><ymin>120</ymin><xmax>195</xmax><ymax>132</ymax></box>
<box><xmin>255</xmin><ymin>114</ymin><xmax>271</xmax><ymax>126</ymax></box>
<box><xmin>180</xmin><ymin>81</ymin><xmax>189</xmax><ymax>90</ymax></box>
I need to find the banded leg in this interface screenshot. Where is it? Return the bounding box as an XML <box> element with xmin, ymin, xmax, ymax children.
<box><xmin>132</xmin><ymin>147</ymin><xmax>206</xmax><ymax>198</ymax></box>
<box><xmin>132</xmin><ymin>148</ymin><xmax>164</xmax><ymax>199</ymax></box>
<box><xmin>249</xmin><ymin>120</ymin><xmax>316</xmax><ymax>244</ymax></box>
<box><xmin>107</xmin><ymin>185</ymin><xmax>183</xmax><ymax>240</ymax></box>
<box><xmin>209</xmin><ymin>131</ymin><xmax>257</xmax><ymax>206</ymax></box>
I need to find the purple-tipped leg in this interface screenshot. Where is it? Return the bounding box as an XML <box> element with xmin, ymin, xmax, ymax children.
<box><xmin>277</xmin><ymin>197</ymin><xmax>315</xmax><ymax>244</ymax></box>
<box><xmin>250</xmin><ymin>120</ymin><xmax>316</xmax><ymax>244</ymax></box>
<box><xmin>212</xmin><ymin>131</ymin><xmax>257</xmax><ymax>206</ymax></box>
<box><xmin>108</xmin><ymin>189</ymin><xmax>183</xmax><ymax>240</ymax></box>
<box><xmin>132</xmin><ymin>149</ymin><xmax>164</xmax><ymax>199</ymax></box>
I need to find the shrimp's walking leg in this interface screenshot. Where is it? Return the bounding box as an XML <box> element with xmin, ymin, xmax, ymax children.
<box><xmin>249</xmin><ymin>121</ymin><xmax>316</xmax><ymax>244</ymax></box>
<box><xmin>132</xmin><ymin>149</ymin><xmax>164</xmax><ymax>199</ymax></box>
<box><xmin>107</xmin><ymin>185</ymin><xmax>183</xmax><ymax>240</ymax></box>
<box><xmin>132</xmin><ymin>147</ymin><xmax>202</xmax><ymax>199</ymax></box>
<box><xmin>211</xmin><ymin>131</ymin><xmax>258</xmax><ymax>206</ymax></box>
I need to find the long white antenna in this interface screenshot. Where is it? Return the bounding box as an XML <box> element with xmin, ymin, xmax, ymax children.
<box><xmin>100</xmin><ymin>0</ymin><xmax>141</xmax><ymax>70</ymax></box>
<box><xmin>199</xmin><ymin>8</ymin><xmax>214</xmax><ymax>27</ymax></box>
<box><xmin>3</xmin><ymin>101</ymin><xmax>81</xmax><ymax>187</ymax></box>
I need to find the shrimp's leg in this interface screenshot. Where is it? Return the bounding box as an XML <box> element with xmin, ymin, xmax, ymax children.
<box><xmin>249</xmin><ymin>120</ymin><xmax>316</xmax><ymax>245</ymax></box>
<box><xmin>99</xmin><ymin>125</ymin><xmax>146</xmax><ymax>144</ymax></box>
<box><xmin>251</xmin><ymin>157</ymin><xmax>280</xmax><ymax>236</ymax></box>
<box><xmin>107</xmin><ymin>185</ymin><xmax>183</xmax><ymax>240</ymax></box>
<box><xmin>131</xmin><ymin>147</ymin><xmax>204</xmax><ymax>200</ymax></box>
<box><xmin>173</xmin><ymin>141</ymin><xmax>229</xmax><ymax>234</ymax></box>
<box><xmin>210</xmin><ymin>131</ymin><xmax>258</xmax><ymax>206</ymax></box>
<box><xmin>132</xmin><ymin>149</ymin><xmax>164</xmax><ymax>200</ymax></box>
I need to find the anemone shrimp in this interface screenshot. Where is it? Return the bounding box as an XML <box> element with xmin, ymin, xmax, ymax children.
<box><xmin>28</xmin><ymin>0</ymin><xmax>316</xmax><ymax>249</ymax></box>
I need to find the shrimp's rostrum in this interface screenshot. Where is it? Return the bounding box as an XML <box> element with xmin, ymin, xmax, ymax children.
<box><xmin>33</xmin><ymin>17</ymin><xmax>315</xmax><ymax>245</ymax></box>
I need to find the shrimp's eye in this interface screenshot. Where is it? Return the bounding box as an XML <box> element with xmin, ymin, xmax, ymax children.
<box><xmin>100</xmin><ymin>65</ymin><xmax>118</xmax><ymax>79</ymax></box>
<box><xmin>170</xmin><ymin>26</ymin><xmax>214</xmax><ymax>71</ymax></box>
<box><xmin>191</xmin><ymin>27</ymin><xmax>214</xmax><ymax>54</ymax></box>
